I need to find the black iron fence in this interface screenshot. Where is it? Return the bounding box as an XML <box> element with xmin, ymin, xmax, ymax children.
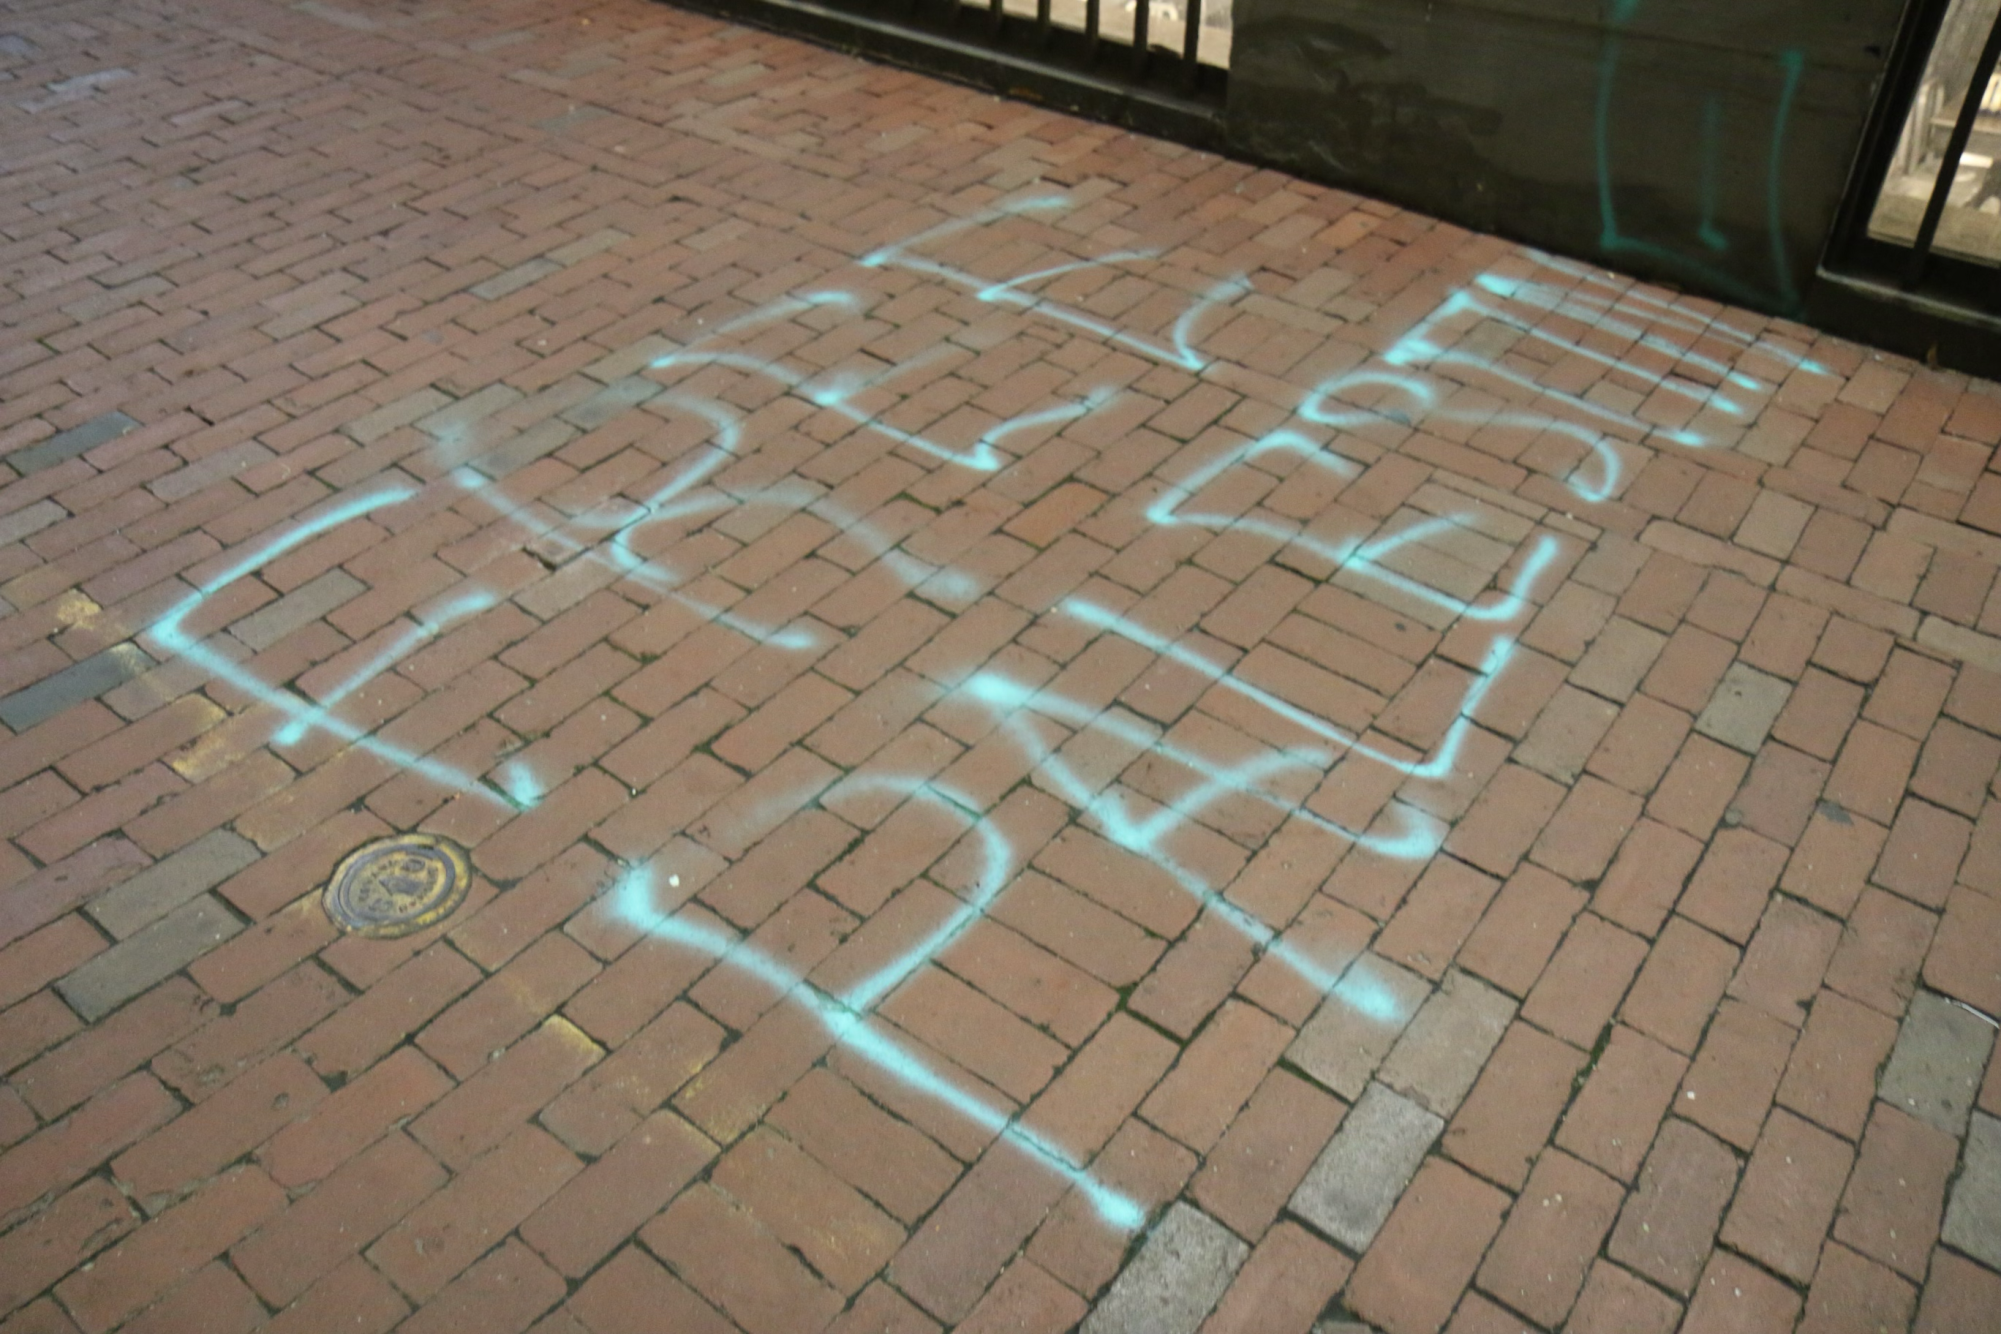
<box><xmin>663</xmin><ymin>0</ymin><xmax>1230</xmax><ymax>143</ymax></box>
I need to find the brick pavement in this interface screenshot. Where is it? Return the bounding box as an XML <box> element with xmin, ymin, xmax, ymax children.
<box><xmin>2</xmin><ymin>0</ymin><xmax>2000</xmax><ymax>1330</ymax></box>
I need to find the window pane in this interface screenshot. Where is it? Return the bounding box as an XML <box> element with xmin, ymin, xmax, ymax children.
<box><xmin>1867</xmin><ymin>0</ymin><xmax>2001</xmax><ymax>266</ymax></box>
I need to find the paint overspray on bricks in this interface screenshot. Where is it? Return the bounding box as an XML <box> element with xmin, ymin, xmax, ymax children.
<box><xmin>144</xmin><ymin>196</ymin><xmax>1832</xmax><ymax>1228</ymax></box>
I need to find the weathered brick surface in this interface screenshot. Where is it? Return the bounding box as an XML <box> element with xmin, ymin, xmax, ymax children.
<box><xmin>2</xmin><ymin>0</ymin><xmax>2000</xmax><ymax>1324</ymax></box>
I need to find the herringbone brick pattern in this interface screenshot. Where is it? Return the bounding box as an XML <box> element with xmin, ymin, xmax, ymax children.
<box><xmin>1</xmin><ymin>0</ymin><xmax>1998</xmax><ymax>1332</ymax></box>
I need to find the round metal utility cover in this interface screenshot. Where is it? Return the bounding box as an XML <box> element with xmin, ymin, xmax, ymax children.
<box><xmin>323</xmin><ymin>833</ymin><xmax>472</xmax><ymax>938</ymax></box>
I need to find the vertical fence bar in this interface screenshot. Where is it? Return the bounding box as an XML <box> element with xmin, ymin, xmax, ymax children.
<box><xmin>1181</xmin><ymin>0</ymin><xmax>1201</xmax><ymax>86</ymax></box>
<box><xmin>1037</xmin><ymin>0</ymin><xmax>1051</xmax><ymax>45</ymax></box>
<box><xmin>1905</xmin><ymin>10</ymin><xmax>2001</xmax><ymax>286</ymax></box>
<box><xmin>1086</xmin><ymin>0</ymin><xmax>1100</xmax><ymax>56</ymax></box>
<box><xmin>1132</xmin><ymin>0</ymin><xmax>1149</xmax><ymax>73</ymax></box>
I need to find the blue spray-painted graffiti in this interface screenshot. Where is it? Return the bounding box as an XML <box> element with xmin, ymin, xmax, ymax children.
<box><xmin>1595</xmin><ymin>0</ymin><xmax>1808</xmax><ymax>310</ymax></box>
<box><xmin>607</xmin><ymin>783</ymin><xmax>1150</xmax><ymax>1228</ymax></box>
<box><xmin>145</xmin><ymin>195</ymin><xmax>1835</xmax><ymax>1231</ymax></box>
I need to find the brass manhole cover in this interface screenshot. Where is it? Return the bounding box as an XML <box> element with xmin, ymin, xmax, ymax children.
<box><xmin>323</xmin><ymin>833</ymin><xmax>472</xmax><ymax>937</ymax></box>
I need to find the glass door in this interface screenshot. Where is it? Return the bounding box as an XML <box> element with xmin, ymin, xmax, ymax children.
<box><xmin>1827</xmin><ymin>0</ymin><xmax>2001</xmax><ymax>312</ymax></box>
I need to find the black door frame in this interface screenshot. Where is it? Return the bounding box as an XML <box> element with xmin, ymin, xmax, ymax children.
<box><xmin>1817</xmin><ymin>0</ymin><xmax>2001</xmax><ymax>346</ymax></box>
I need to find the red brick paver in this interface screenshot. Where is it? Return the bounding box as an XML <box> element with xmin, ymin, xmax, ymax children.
<box><xmin>3</xmin><ymin>0</ymin><xmax>2001</xmax><ymax>1330</ymax></box>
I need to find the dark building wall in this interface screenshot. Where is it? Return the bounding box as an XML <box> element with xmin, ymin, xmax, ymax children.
<box><xmin>1224</xmin><ymin>0</ymin><xmax>1908</xmax><ymax>316</ymax></box>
